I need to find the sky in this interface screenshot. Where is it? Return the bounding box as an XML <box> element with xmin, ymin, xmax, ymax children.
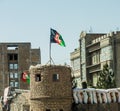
<box><xmin>0</xmin><ymin>0</ymin><xmax>120</xmax><ymax>65</ymax></box>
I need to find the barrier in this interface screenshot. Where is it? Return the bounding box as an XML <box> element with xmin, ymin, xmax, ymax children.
<box><xmin>73</xmin><ymin>88</ymin><xmax>120</xmax><ymax>104</ymax></box>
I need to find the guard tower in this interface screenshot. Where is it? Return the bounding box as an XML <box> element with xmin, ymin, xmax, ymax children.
<box><xmin>29</xmin><ymin>64</ymin><xmax>72</xmax><ymax>111</ymax></box>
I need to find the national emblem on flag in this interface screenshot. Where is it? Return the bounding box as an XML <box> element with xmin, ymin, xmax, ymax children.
<box><xmin>50</xmin><ymin>28</ymin><xmax>66</xmax><ymax>47</ymax></box>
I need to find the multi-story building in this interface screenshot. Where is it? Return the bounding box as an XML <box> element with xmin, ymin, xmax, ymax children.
<box><xmin>70</xmin><ymin>48</ymin><xmax>81</xmax><ymax>87</ymax></box>
<box><xmin>0</xmin><ymin>42</ymin><xmax>41</xmax><ymax>96</ymax></box>
<box><xmin>79</xmin><ymin>31</ymin><xmax>120</xmax><ymax>87</ymax></box>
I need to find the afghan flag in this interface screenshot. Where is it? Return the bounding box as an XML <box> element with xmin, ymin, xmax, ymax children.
<box><xmin>21</xmin><ymin>72</ymin><xmax>30</xmax><ymax>84</ymax></box>
<box><xmin>50</xmin><ymin>28</ymin><xmax>66</xmax><ymax>47</ymax></box>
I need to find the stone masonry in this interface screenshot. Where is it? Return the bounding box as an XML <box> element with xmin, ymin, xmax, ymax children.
<box><xmin>29</xmin><ymin>64</ymin><xmax>73</xmax><ymax>111</ymax></box>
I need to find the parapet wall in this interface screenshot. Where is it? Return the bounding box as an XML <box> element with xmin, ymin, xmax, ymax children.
<box><xmin>72</xmin><ymin>103</ymin><xmax>120</xmax><ymax>111</ymax></box>
<box><xmin>72</xmin><ymin>88</ymin><xmax>120</xmax><ymax>111</ymax></box>
<box><xmin>29</xmin><ymin>64</ymin><xmax>72</xmax><ymax>99</ymax></box>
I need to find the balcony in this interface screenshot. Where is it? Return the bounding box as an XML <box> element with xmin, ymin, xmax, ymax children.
<box><xmin>86</xmin><ymin>63</ymin><xmax>100</xmax><ymax>69</ymax></box>
<box><xmin>88</xmin><ymin>47</ymin><xmax>101</xmax><ymax>53</ymax></box>
<box><xmin>86</xmin><ymin>41</ymin><xmax>100</xmax><ymax>48</ymax></box>
<box><xmin>86</xmin><ymin>63</ymin><xmax>101</xmax><ymax>74</ymax></box>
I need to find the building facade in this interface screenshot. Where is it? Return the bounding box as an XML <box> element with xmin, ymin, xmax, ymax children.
<box><xmin>0</xmin><ymin>42</ymin><xmax>41</xmax><ymax>96</ymax></box>
<box><xmin>70</xmin><ymin>48</ymin><xmax>81</xmax><ymax>88</ymax></box>
<box><xmin>79</xmin><ymin>31</ymin><xmax>120</xmax><ymax>87</ymax></box>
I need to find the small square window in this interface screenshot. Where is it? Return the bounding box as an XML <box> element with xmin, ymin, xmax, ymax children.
<box><xmin>53</xmin><ymin>74</ymin><xmax>59</xmax><ymax>81</ymax></box>
<box><xmin>35</xmin><ymin>74</ymin><xmax>41</xmax><ymax>82</ymax></box>
<box><xmin>46</xmin><ymin>109</ymin><xmax>51</xmax><ymax>111</ymax></box>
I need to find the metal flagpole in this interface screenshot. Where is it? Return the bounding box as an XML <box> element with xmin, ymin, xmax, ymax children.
<box><xmin>46</xmin><ymin>28</ymin><xmax>55</xmax><ymax>65</ymax></box>
<box><xmin>49</xmin><ymin>38</ymin><xmax>51</xmax><ymax>65</ymax></box>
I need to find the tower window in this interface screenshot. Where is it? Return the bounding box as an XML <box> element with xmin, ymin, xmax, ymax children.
<box><xmin>35</xmin><ymin>74</ymin><xmax>41</xmax><ymax>82</ymax></box>
<box><xmin>46</xmin><ymin>109</ymin><xmax>51</xmax><ymax>111</ymax></box>
<box><xmin>53</xmin><ymin>74</ymin><xmax>59</xmax><ymax>81</ymax></box>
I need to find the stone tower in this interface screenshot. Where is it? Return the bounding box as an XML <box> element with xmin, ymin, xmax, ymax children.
<box><xmin>29</xmin><ymin>64</ymin><xmax>72</xmax><ymax>111</ymax></box>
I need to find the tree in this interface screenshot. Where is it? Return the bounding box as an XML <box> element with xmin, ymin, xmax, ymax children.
<box><xmin>97</xmin><ymin>63</ymin><xmax>116</xmax><ymax>89</ymax></box>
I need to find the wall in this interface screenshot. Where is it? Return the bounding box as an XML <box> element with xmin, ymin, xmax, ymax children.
<box><xmin>72</xmin><ymin>103</ymin><xmax>120</xmax><ymax>111</ymax></box>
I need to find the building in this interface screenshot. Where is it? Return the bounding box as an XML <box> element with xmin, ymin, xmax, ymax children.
<box><xmin>70</xmin><ymin>48</ymin><xmax>81</xmax><ymax>88</ymax></box>
<box><xmin>79</xmin><ymin>31</ymin><xmax>120</xmax><ymax>87</ymax></box>
<box><xmin>30</xmin><ymin>64</ymin><xmax>72</xmax><ymax>111</ymax></box>
<box><xmin>9</xmin><ymin>64</ymin><xmax>72</xmax><ymax>111</ymax></box>
<box><xmin>0</xmin><ymin>42</ymin><xmax>41</xmax><ymax>96</ymax></box>
<box><xmin>6</xmin><ymin>64</ymin><xmax>120</xmax><ymax>111</ymax></box>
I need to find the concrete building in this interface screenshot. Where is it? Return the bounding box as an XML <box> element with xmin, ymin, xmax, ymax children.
<box><xmin>79</xmin><ymin>31</ymin><xmax>120</xmax><ymax>87</ymax></box>
<box><xmin>70</xmin><ymin>48</ymin><xmax>81</xmax><ymax>87</ymax></box>
<box><xmin>0</xmin><ymin>42</ymin><xmax>41</xmax><ymax>96</ymax></box>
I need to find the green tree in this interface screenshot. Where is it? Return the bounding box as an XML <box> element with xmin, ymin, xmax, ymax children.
<box><xmin>97</xmin><ymin>63</ymin><xmax>116</xmax><ymax>89</ymax></box>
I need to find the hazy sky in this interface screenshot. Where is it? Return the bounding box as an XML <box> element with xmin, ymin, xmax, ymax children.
<box><xmin>0</xmin><ymin>0</ymin><xmax>120</xmax><ymax>65</ymax></box>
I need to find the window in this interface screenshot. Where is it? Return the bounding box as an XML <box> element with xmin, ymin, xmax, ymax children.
<box><xmin>9</xmin><ymin>64</ymin><xmax>14</xmax><ymax>69</ymax></box>
<box><xmin>10</xmin><ymin>72</ymin><xmax>14</xmax><ymax>78</ymax></box>
<box><xmin>53</xmin><ymin>74</ymin><xmax>59</xmax><ymax>81</ymax></box>
<box><xmin>15</xmin><ymin>82</ymin><xmax>18</xmax><ymax>87</ymax></box>
<box><xmin>46</xmin><ymin>109</ymin><xmax>51</xmax><ymax>111</ymax></box>
<box><xmin>9</xmin><ymin>63</ymin><xmax>18</xmax><ymax>70</ymax></box>
<box><xmin>14</xmin><ymin>73</ymin><xmax>18</xmax><ymax>78</ymax></box>
<box><xmin>8</xmin><ymin>54</ymin><xmax>18</xmax><ymax>61</ymax></box>
<box><xmin>14</xmin><ymin>64</ymin><xmax>18</xmax><ymax>69</ymax></box>
<box><xmin>35</xmin><ymin>74</ymin><xmax>41</xmax><ymax>81</ymax></box>
<box><xmin>92</xmin><ymin>52</ymin><xmax>100</xmax><ymax>65</ymax></box>
<box><xmin>10</xmin><ymin>81</ymin><xmax>19</xmax><ymax>87</ymax></box>
<box><xmin>9</xmin><ymin>54</ymin><xmax>13</xmax><ymax>60</ymax></box>
<box><xmin>10</xmin><ymin>72</ymin><xmax>18</xmax><ymax>78</ymax></box>
<box><xmin>14</xmin><ymin>54</ymin><xmax>18</xmax><ymax>60</ymax></box>
<box><xmin>10</xmin><ymin>82</ymin><xmax>14</xmax><ymax>87</ymax></box>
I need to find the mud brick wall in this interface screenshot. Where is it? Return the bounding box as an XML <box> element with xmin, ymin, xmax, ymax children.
<box><xmin>10</xmin><ymin>90</ymin><xmax>30</xmax><ymax>111</ymax></box>
<box><xmin>29</xmin><ymin>65</ymin><xmax>73</xmax><ymax>111</ymax></box>
<box><xmin>30</xmin><ymin>99</ymin><xmax>72</xmax><ymax>111</ymax></box>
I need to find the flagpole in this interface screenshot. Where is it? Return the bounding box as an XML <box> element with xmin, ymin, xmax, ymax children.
<box><xmin>49</xmin><ymin>38</ymin><xmax>51</xmax><ymax>65</ymax></box>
